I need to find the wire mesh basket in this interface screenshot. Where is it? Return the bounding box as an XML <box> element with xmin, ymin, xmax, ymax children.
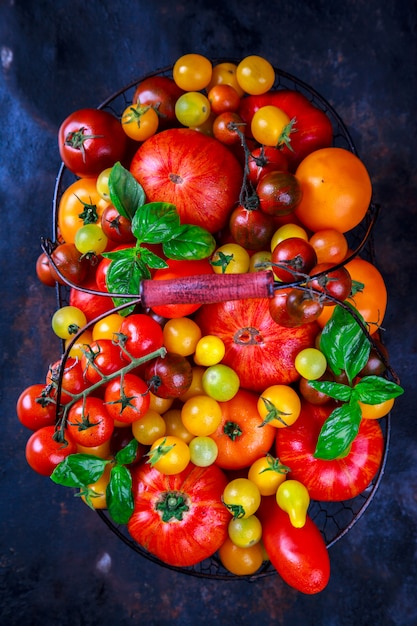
<box><xmin>48</xmin><ymin>61</ymin><xmax>392</xmax><ymax>581</ymax></box>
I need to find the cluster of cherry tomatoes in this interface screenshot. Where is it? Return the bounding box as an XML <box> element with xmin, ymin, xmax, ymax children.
<box><xmin>17</xmin><ymin>53</ymin><xmax>400</xmax><ymax>592</ymax></box>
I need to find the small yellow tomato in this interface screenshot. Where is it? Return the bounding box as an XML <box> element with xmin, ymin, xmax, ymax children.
<box><xmin>228</xmin><ymin>515</ymin><xmax>262</xmax><ymax>548</ymax></box>
<box><xmin>147</xmin><ymin>435</ymin><xmax>190</xmax><ymax>475</ymax></box>
<box><xmin>222</xmin><ymin>478</ymin><xmax>261</xmax><ymax>519</ymax></box>
<box><xmin>257</xmin><ymin>384</ymin><xmax>302</xmax><ymax>428</ymax></box>
<box><xmin>211</xmin><ymin>243</ymin><xmax>250</xmax><ymax>274</ymax></box>
<box><xmin>194</xmin><ymin>335</ymin><xmax>225</xmax><ymax>366</ymax></box>
<box><xmin>121</xmin><ymin>103</ymin><xmax>159</xmax><ymax>141</ymax></box>
<box><xmin>163</xmin><ymin>317</ymin><xmax>202</xmax><ymax>356</ymax></box>
<box><xmin>131</xmin><ymin>409</ymin><xmax>166</xmax><ymax>445</ymax></box>
<box><xmin>276</xmin><ymin>479</ymin><xmax>310</xmax><ymax>528</ymax></box>
<box><xmin>181</xmin><ymin>395</ymin><xmax>222</xmax><ymax>436</ymax></box>
<box><xmin>236</xmin><ymin>55</ymin><xmax>275</xmax><ymax>95</ymax></box>
<box><xmin>247</xmin><ymin>454</ymin><xmax>289</xmax><ymax>496</ymax></box>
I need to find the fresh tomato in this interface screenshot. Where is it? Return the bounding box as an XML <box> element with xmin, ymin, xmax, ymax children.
<box><xmin>144</xmin><ymin>351</ymin><xmax>193</xmax><ymax>399</ymax></box>
<box><xmin>80</xmin><ymin>338</ymin><xmax>128</xmax><ymax>384</ymax></box>
<box><xmin>49</xmin><ymin>242</ymin><xmax>90</xmax><ymax>286</ymax></box>
<box><xmin>258</xmin><ymin>496</ymin><xmax>330</xmax><ymax>594</ymax></box>
<box><xmin>16</xmin><ymin>384</ymin><xmax>57</xmax><ymax>431</ymax></box>
<box><xmin>127</xmin><ymin>461</ymin><xmax>230</xmax><ymax>567</ymax></box>
<box><xmin>66</xmin><ymin>396</ymin><xmax>114</xmax><ymax>447</ymax></box>
<box><xmin>247</xmin><ymin>145</ymin><xmax>289</xmax><ymax>185</ymax></box>
<box><xmin>210</xmin><ymin>389</ymin><xmax>276</xmax><ymax>470</ymax></box>
<box><xmin>119</xmin><ymin>312</ymin><xmax>164</xmax><ymax>359</ymax></box>
<box><xmin>130</xmin><ymin>128</ymin><xmax>243</xmax><ymax>233</ymax></box>
<box><xmin>25</xmin><ymin>425</ymin><xmax>77</xmax><ymax>476</ymax></box>
<box><xmin>275</xmin><ymin>400</ymin><xmax>384</xmax><ymax>501</ymax></box>
<box><xmin>295</xmin><ymin>147</ymin><xmax>372</xmax><ymax>233</ymax></box>
<box><xmin>46</xmin><ymin>356</ymin><xmax>89</xmax><ymax>405</ymax></box>
<box><xmin>58</xmin><ymin>108</ymin><xmax>129</xmax><ymax>178</ymax></box>
<box><xmin>100</xmin><ymin>205</ymin><xmax>135</xmax><ymax>244</ymax></box>
<box><xmin>104</xmin><ymin>372</ymin><xmax>150</xmax><ymax>424</ymax></box>
<box><xmin>218</xmin><ymin>536</ymin><xmax>264</xmax><ymax>575</ymax></box>
<box><xmin>132</xmin><ymin>75</ymin><xmax>185</xmax><ymax>130</ymax></box>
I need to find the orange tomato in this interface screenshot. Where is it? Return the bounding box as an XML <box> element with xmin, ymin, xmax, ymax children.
<box><xmin>317</xmin><ymin>257</ymin><xmax>387</xmax><ymax>335</ymax></box>
<box><xmin>218</xmin><ymin>536</ymin><xmax>264</xmax><ymax>575</ymax></box>
<box><xmin>211</xmin><ymin>389</ymin><xmax>276</xmax><ymax>470</ymax></box>
<box><xmin>58</xmin><ymin>177</ymin><xmax>110</xmax><ymax>243</ymax></box>
<box><xmin>294</xmin><ymin>147</ymin><xmax>372</xmax><ymax>233</ymax></box>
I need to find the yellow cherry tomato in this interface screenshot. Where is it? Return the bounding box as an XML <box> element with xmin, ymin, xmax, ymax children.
<box><xmin>257</xmin><ymin>384</ymin><xmax>302</xmax><ymax>428</ymax></box>
<box><xmin>276</xmin><ymin>479</ymin><xmax>310</xmax><ymax>528</ymax></box>
<box><xmin>222</xmin><ymin>478</ymin><xmax>261</xmax><ymax>519</ymax></box>
<box><xmin>173</xmin><ymin>53</ymin><xmax>212</xmax><ymax>91</ymax></box>
<box><xmin>163</xmin><ymin>317</ymin><xmax>202</xmax><ymax>356</ymax></box>
<box><xmin>251</xmin><ymin>105</ymin><xmax>292</xmax><ymax>147</ymax></box>
<box><xmin>92</xmin><ymin>313</ymin><xmax>124</xmax><ymax>341</ymax></box>
<box><xmin>247</xmin><ymin>454</ymin><xmax>290</xmax><ymax>496</ymax></box>
<box><xmin>121</xmin><ymin>103</ymin><xmax>159</xmax><ymax>141</ymax></box>
<box><xmin>236</xmin><ymin>55</ymin><xmax>275</xmax><ymax>95</ymax></box>
<box><xmin>211</xmin><ymin>243</ymin><xmax>250</xmax><ymax>274</ymax></box>
<box><xmin>65</xmin><ymin>329</ymin><xmax>93</xmax><ymax>359</ymax></box>
<box><xmin>228</xmin><ymin>514</ymin><xmax>262</xmax><ymax>548</ymax></box>
<box><xmin>147</xmin><ymin>435</ymin><xmax>190</xmax><ymax>475</ymax></box>
<box><xmin>131</xmin><ymin>409</ymin><xmax>166</xmax><ymax>445</ymax></box>
<box><xmin>181</xmin><ymin>395</ymin><xmax>222</xmax><ymax>436</ymax></box>
<box><xmin>194</xmin><ymin>335</ymin><xmax>225</xmax><ymax>366</ymax></box>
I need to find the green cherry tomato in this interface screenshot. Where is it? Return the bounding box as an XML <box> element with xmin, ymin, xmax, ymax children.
<box><xmin>295</xmin><ymin>347</ymin><xmax>327</xmax><ymax>380</ymax></box>
<box><xmin>175</xmin><ymin>92</ymin><xmax>211</xmax><ymax>127</ymax></box>
<box><xmin>51</xmin><ymin>305</ymin><xmax>87</xmax><ymax>340</ymax></box>
<box><xmin>201</xmin><ymin>364</ymin><xmax>240</xmax><ymax>401</ymax></box>
<box><xmin>188</xmin><ymin>436</ymin><xmax>218</xmax><ymax>467</ymax></box>
<box><xmin>74</xmin><ymin>223</ymin><xmax>108</xmax><ymax>255</ymax></box>
<box><xmin>228</xmin><ymin>514</ymin><xmax>263</xmax><ymax>548</ymax></box>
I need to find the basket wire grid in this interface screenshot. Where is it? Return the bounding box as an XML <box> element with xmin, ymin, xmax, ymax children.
<box><xmin>48</xmin><ymin>62</ymin><xmax>391</xmax><ymax>580</ymax></box>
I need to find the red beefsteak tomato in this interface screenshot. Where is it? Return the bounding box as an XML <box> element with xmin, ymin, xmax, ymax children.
<box><xmin>127</xmin><ymin>461</ymin><xmax>230</xmax><ymax>567</ymax></box>
<box><xmin>258</xmin><ymin>496</ymin><xmax>330</xmax><ymax>594</ymax></box>
<box><xmin>194</xmin><ymin>298</ymin><xmax>319</xmax><ymax>391</ymax></box>
<box><xmin>275</xmin><ymin>400</ymin><xmax>384</xmax><ymax>501</ymax></box>
<box><xmin>129</xmin><ymin>128</ymin><xmax>243</xmax><ymax>233</ymax></box>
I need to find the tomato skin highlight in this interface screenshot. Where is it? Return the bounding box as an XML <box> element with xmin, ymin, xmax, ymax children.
<box><xmin>259</xmin><ymin>496</ymin><xmax>330</xmax><ymax>594</ymax></box>
<box><xmin>127</xmin><ymin>461</ymin><xmax>230</xmax><ymax>567</ymax></box>
<box><xmin>275</xmin><ymin>401</ymin><xmax>384</xmax><ymax>501</ymax></box>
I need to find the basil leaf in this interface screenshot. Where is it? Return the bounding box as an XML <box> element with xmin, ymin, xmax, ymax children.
<box><xmin>314</xmin><ymin>400</ymin><xmax>362</xmax><ymax>460</ymax></box>
<box><xmin>115</xmin><ymin>439</ymin><xmax>139</xmax><ymax>466</ymax></box>
<box><xmin>108</xmin><ymin>162</ymin><xmax>145</xmax><ymax>221</ymax></box>
<box><xmin>138</xmin><ymin>246</ymin><xmax>169</xmax><ymax>270</ymax></box>
<box><xmin>355</xmin><ymin>375</ymin><xmax>404</xmax><ymax>404</ymax></box>
<box><xmin>163</xmin><ymin>224</ymin><xmax>217</xmax><ymax>260</ymax></box>
<box><xmin>132</xmin><ymin>202</ymin><xmax>181</xmax><ymax>243</ymax></box>
<box><xmin>101</xmin><ymin>247</ymin><xmax>137</xmax><ymax>262</ymax></box>
<box><xmin>320</xmin><ymin>304</ymin><xmax>370</xmax><ymax>383</ymax></box>
<box><xmin>51</xmin><ymin>454</ymin><xmax>109</xmax><ymax>487</ymax></box>
<box><xmin>107</xmin><ymin>464</ymin><xmax>134</xmax><ymax>524</ymax></box>
<box><xmin>106</xmin><ymin>256</ymin><xmax>148</xmax><ymax>315</ymax></box>
<box><xmin>307</xmin><ymin>380</ymin><xmax>353</xmax><ymax>402</ymax></box>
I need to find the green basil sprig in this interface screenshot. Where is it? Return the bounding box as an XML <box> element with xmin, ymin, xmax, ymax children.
<box><xmin>102</xmin><ymin>162</ymin><xmax>216</xmax><ymax>315</ymax></box>
<box><xmin>309</xmin><ymin>303</ymin><xmax>403</xmax><ymax>460</ymax></box>
<box><xmin>51</xmin><ymin>439</ymin><xmax>139</xmax><ymax>524</ymax></box>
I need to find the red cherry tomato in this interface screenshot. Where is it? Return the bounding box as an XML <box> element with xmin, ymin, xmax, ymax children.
<box><xmin>25</xmin><ymin>425</ymin><xmax>77</xmax><ymax>476</ymax></box>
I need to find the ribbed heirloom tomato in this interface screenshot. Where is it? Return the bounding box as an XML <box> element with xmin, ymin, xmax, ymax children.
<box><xmin>127</xmin><ymin>461</ymin><xmax>230</xmax><ymax>567</ymax></box>
<box><xmin>195</xmin><ymin>297</ymin><xmax>320</xmax><ymax>391</ymax></box>
<box><xmin>129</xmin><ymin>128</ymin><xmax>243</xmax><ymax>233</ymax></box>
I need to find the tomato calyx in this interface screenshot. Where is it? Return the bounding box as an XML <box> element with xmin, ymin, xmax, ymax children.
<box><xmin>75</xmin><ymin>196</ymin><xmax>99</xmax><ymax>225</ymax></box>
<box><xmin>65</xmin><ymin>128</ymin><xmax>104</xmax><ymax>162</ymax></box>
<box><xmin>258</xmin><ymin>396</ymin><xmax>291</xmax><ymax>427</ymax></box>
<box><xmin>276</xmin><ymin>117</ymin><xmax>297</xmax><ymax>151</ymax></box>
<box><xmin>259</xmin><ymin>453</ymin><xmax>291</xmax><ymax>476</ymax></box>
<box><xmin>155</xmin><ymin>491</ymin><xmax>190</xmax><ymax>522</ymax></box>
<box><xmin>67</xmin><ymin>410</ymin><xmax>101</xmax><ymax>432</ymax></box>
<box><xmin>222</xmin><ymin>500</ymin><xmax>246</xmax><ymax>519</ymax></box>
<box><xmin>122</xmin><ymin>104</ymin><xmax>152</xmax><ymax>127</ymax></box>
<box><xmin>223</xmin><ymin>420</ymin><xmax>242</xmax><ymax>441</ymax></box>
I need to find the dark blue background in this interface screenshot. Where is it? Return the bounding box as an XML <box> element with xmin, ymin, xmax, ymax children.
<box><xmin>1</xmin><ymin>2</ymin><xmax>416</xmax><ymax>625</ymax></box>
